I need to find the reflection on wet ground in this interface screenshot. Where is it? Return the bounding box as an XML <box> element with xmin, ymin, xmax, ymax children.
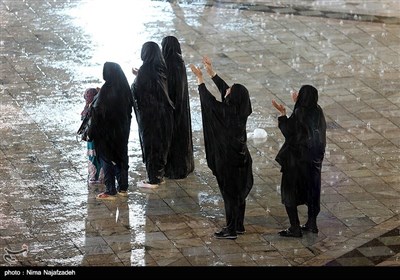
<box><xmin>0</xmin><ymin>0</ymin><xmax>399</xmax><ymax>267</ymax></box>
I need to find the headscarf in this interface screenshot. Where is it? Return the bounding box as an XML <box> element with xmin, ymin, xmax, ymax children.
<box><xmin>137</xmin><ymin>41</ymin><xmax>174</xmax><ymax>108</ymax></box>
<box><xmin>294</xmin><ymin>85</ymin><xmax>318</xmax><ymax>110</ymax></box>
<box><xmin>292</xmin><ymin>84</ymin><xmax>324</xmax><ymax>153</ymax></box>
<box><xmin>161</xmin><ymin>36</ymin><xmax>184</xmax><ymax>63</ymax></box>
<box><xmin>225</xmin><ymin>83</ymin><xmax>252</xmax><ymax>118</ymax></box>
<box><xmin>81</xmin><ymin>88</ymin><xmax>98</xmax><ymax>120</ymax></box>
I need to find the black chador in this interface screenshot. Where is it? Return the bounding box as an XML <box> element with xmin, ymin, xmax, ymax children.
<box><xmin>161</xmin><ymin>36</ymin><xmax>194</xmax><ymax>179</ymax></box>
<box><xmin>89</xmin><ymin>62</ymin><xmax>133</xmax><ymax>196</ymax></box>
<box><xmin>275</xmin><ymin>85</ymin><xmax>326</xmax><ymax>237</ymax></box>
<box><xmin>131</xmin><ymin>41</ymin><xmax>174</xmax><ymax>185</ymax></box>
<box><xmin>198</xmin><ymin>74</ymin><xmax>254</xmax><ymax>236</ymax></box>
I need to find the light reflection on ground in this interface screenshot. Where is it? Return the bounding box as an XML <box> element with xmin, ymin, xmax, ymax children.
<box><xmin>65</xmin><ymin>0</ymin><xmax>174</xmax><ymax>82</ymax></box>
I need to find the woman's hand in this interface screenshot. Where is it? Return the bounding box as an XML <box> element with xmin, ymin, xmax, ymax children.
<box><xmin>189</xmin><ymin>64</ymin><xmax>204</xmax><ymax>85</ymax></box>
<box><xmin>291</xmin><ymin>90</ymin><xmax>298</xmax><ymax>103</ymax></box>
<box><xmin>202</xmin><ymin>56</ymin><xmax>216</xmax><ymax>78</ymax></box>
<box><xmin>272</xmin><ymin>99</ymin><xmax>286</xmax><ymax>116</ymax></box>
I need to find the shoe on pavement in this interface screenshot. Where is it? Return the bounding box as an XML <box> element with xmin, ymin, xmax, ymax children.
<box><xmin>214</xmin><ymin>229</ymin><xmax>237</xmax><ymax>240</ymax></box>
<box><xmin>118</xmin><ymin>190</ymin><xmax>128</xmax><ymax>197</ymax></box>
<box><xmin>301</xmin><ymin>224</ymin><xmax>319</xmax><ymax>233</ymax></box>
<box><xmin>96</xmin><ymin>192</ymin><xmax>117</xmax><ymax>200</ymax></box>
<box><xmin>223</xmin><ymin>226</ymin><xmax>245</xmax><ymax>235</ymax></box>
<box><xmin>137</xmin><ymin>180</ymin><xmax>158</xmax><ymax>189</ymax></box>
<box><xmin>237</xmin><ymin>225</ymin><xmax>246</xmax><ymax>234</ymax></box>
<box><xmin>278</xmin><ymin>228</ymin><xmax>302</xmax><ymax>238</ymax></box>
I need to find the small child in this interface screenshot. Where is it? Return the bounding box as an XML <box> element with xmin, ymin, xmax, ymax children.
<box><xmin>81</xmin><ymin>88</ymin><xmax>104</xmax><ymax>185</ymax></box>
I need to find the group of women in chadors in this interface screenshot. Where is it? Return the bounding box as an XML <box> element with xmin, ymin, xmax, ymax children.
<box><xmin>80</xmin><ymin>35</ymin><xmax>326</xmax><ymax>239</ymax></box>
<box><xmin>131</xmin><ymin>36</ymin><xmax>194</xmax><ymax>188</ymax></box>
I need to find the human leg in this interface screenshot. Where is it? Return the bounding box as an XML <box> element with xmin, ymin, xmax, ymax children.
<box><xmin>214</xmin><ymin>193</ymin><xmax>237</xmax><ymax>239</ymax></box>
<box><xmin>302</xmin><ymin>161</ymin><xmax>322</xmax><ymax>233</ymax></box>
<box><xmin>97</xmin><ymin>156</ymin><xmax>117</xmax><ymax>198</ymax></box>
<box><xmin>87</xmin><ymin>141</ymin><xmax>98</xmax><ymax>183</ymax></box>
<box><xmin>88</xmin><ymin>160</ymin><xmax>97</xmax><ymax>183</ymax></box>
<box><xmin>236</xmin><ymin>199</ymin><xmax>246</xmax><ymax>234</ymax></box>
<box><xmin>279</xmin><ymin>206</ymin><xmax>302</xmax><ymax>237</ymax></box>
<box><xmin>146</xmin><ymin>159</ymin><xmax>165</xmax><ymax>185</ymax></box>
<box><xmin>116</xmin><ymin>155</ymin><xmax>129</xmax><ymax>192</ymax></box>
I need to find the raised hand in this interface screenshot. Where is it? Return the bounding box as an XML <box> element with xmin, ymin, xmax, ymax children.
<box><xmin>190</xmin><ymin>64</ymin><xmax>204</xmax><ymax>85</ymax></box>
<box><xmin>272</xmin><ymin>99</ymin><xmax>286</xmax><ymax>116</ymax></box>
<box><xmin>202</xmin><ymin>56</ymin><xmax>216</xmax><ymax>77</ymax></box>
<box><xmin>190</xmin><ymin>64</ymin><xmax>202</xmax><ymax>77</ymax></box>
<box><xmin>291</xmin><ymin>90</ymin><xmax>299</xmax><ymax>103</ymax></box>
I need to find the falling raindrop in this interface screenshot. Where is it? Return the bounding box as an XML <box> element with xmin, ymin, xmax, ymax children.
<box><xmin>325</xmin><ymin>150</ymin><xmax>330</xmax><ymax>158</ymax></box>
<box><xmin>115</xmin><ymin>207</ymin><xmax>119</xmax><ymax>223</ymax></box>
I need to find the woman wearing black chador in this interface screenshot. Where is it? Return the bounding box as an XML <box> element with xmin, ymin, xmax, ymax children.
<box><xmin>272</xmin><ymin>85</ymin><xmax>326</xmax><ymax>237</ymax></box>
<box><xmin>131</xmin><ymin>41</ymin><xmax>174</xmax><ymax>188</ymax></box>
<box><xmin>190</xmin><ymin>57</ymin><xmax>253</xmax><ymax>240</ymax></box>
<box><xmin>89</xmin><ymin>62</ymin><xmax>133</xmax><ymax>200</ymax></box>
<box><xmin>161</xmin><ymin>36</ymin><xmax>194</xmax><ymax>179</ymax></box>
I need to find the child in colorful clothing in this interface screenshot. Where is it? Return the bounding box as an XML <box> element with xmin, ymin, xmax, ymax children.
<box><xmin>81</xmin><ymin>88</ymin><xmax>104</xmax><ymax>185</ymax></box>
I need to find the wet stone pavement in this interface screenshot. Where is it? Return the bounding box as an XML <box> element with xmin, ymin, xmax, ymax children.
<box><xmin>0</xmin><ymin>0</ymin><xmax>399</xmax><ymax>268</ymax></box>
